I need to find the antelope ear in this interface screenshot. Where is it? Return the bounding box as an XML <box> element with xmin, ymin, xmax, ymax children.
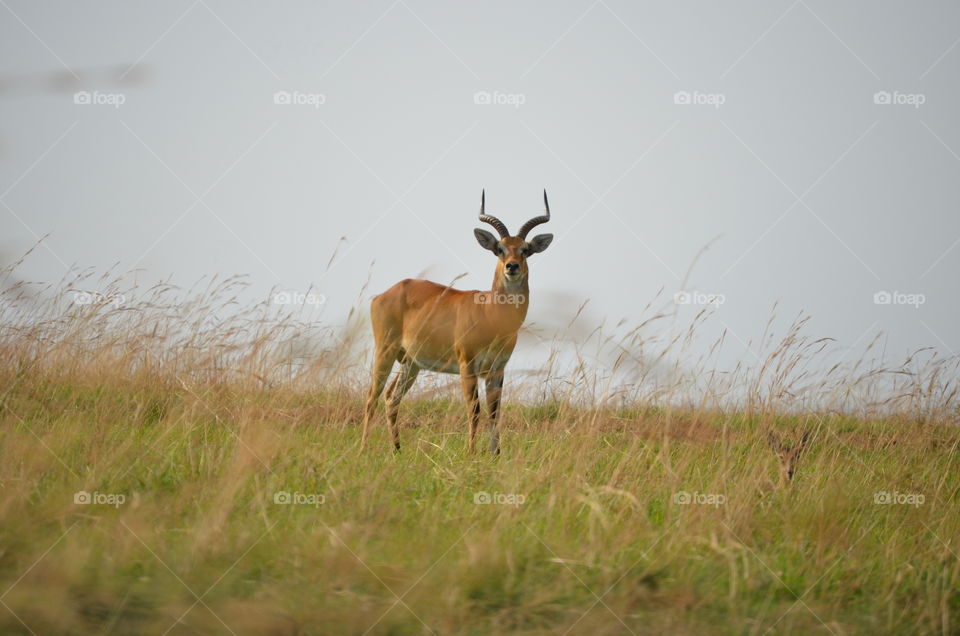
<box><xmin>526</xmin><ymin>233</ymin><xmax>553</xmax><ymax>255</ymax></box>
<box><xmin>474</xmin><ymin>228</ymin><xmax>500</xmax><ymax>253</ymax></box>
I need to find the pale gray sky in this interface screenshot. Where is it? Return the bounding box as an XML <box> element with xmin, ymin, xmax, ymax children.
<box><xmin>2</xmin><ymin>0</ymin><xmax>958</xmax><ymax>374</ymax></box>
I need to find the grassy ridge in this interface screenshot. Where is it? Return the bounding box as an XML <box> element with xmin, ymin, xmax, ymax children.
<box><xmin>1</xmin><ymin>373</ymin><xmax>958</xmax><ymax>635</ymax></box>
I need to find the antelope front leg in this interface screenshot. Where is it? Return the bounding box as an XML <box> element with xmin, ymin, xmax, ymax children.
<box><xmin>484</xmin><ymin>372</ymin><xmax>503</xmax><ymax>455</ymax></box>
<box><xmin>459</xmin><ymin>362</ymin><xmax>481</xmax><ymax>452</ymax></box>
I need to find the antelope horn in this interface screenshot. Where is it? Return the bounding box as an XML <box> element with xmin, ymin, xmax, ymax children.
<box><xmin>478</xmin><ymin>189</ymin><xmax>510</xmax><ymax>238</ymax></box>
<box><xmin>517</xmin><ymin>189</ymin><xmax>551</xmax><ymax>239</ymax></box>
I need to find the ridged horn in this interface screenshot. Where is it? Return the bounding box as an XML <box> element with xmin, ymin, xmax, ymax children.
<box><xmin>517</xmin><ymin>189</ymin><xmax>551</xmax><ymax>239</ymax></box>
<box><xmin>478</xmin><ymin>189</ymin><xmax>510</xmax><ymax>238</ymax></box>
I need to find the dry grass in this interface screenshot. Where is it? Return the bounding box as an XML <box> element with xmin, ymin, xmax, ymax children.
<box><xmin>1</xmin><ymin>249</ymin><xmax>959</xmax><ymax>634</ymax></box>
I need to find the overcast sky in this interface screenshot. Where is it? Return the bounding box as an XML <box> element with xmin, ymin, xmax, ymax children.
<box><xmin>2</xmin><ymin>0</ymin><xmax>958</xmax><ymax>376</ymax></box>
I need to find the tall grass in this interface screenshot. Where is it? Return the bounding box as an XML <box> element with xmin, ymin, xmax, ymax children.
<box><xmin>1</xmin><ymin>249</ymin><xmax>958</xmax><ymax>634</ymax></box>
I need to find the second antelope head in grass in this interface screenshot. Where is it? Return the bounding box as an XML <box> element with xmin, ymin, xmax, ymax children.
<box><xmin>766</xmin><ymin>430</ymin><xmax>812</xmax><ymax>485</ymax></box>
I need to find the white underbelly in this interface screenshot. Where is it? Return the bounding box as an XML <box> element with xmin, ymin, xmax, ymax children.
<box><xmin>409</xmin><ymin>355</ymin><xmax>459</xmax><ymax>374</ymax></box>
<box><xmin>408</xmin><ymin>352</ymin><xmax>508</xmax><ymax>375</ymax></box>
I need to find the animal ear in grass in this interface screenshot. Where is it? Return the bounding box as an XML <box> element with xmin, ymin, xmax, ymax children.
<box><xmin>766</xmin><ymin>430</ymin><xmax>784</xmax><ymax>451</ymax></box>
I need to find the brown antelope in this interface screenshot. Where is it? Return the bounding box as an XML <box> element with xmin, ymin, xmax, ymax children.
<box><xmin>767</xmin><ymin>430</ymin><xmax>812</xmax><ymax>485</ymax></box>
<box><xmin>361</xmin><ymin>190</ymin><xmax>554</xmax><ymax>454</ymax></box>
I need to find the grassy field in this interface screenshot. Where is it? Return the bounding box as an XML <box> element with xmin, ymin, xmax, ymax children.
<box><xmin>1</xmin><ymin>263</ymin><xmax>959</xmax><ymax>634</ymax></box>
<box><xmin>2</xmin><ymin>372</ymin><xmax>959</xmax><ymax>634</ymax></box>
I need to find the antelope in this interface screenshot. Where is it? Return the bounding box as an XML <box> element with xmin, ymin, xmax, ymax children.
<box><xmin>766</xmin><ymin>430</ymin><xmax>812</xmax><ymax>486</ymax></box>
<box><xmin>360</xmin><ymin>190</ymin><xmax>554</xmax><ymax>454</ymax></box>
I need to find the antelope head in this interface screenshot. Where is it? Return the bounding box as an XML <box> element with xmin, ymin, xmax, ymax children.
<box><xmin>473</xmin><ymin>190</ymin><xmax>554</xmax><ymax>289</ymax></box>
<box><xmin>767</xmin><ymin>430</ymin><xmax>812</xmax><ymax>485</ymax></box>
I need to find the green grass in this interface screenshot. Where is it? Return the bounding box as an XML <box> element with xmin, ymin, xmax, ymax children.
<box><xmin>1</xmin><ymin>262</ymin><xmax>958</xmax><ymax>634</ymax></box>
<box><xmin>1</xmin><ymin>376</ymin><xmax>958</xmax><ymax>635</ymax></box>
